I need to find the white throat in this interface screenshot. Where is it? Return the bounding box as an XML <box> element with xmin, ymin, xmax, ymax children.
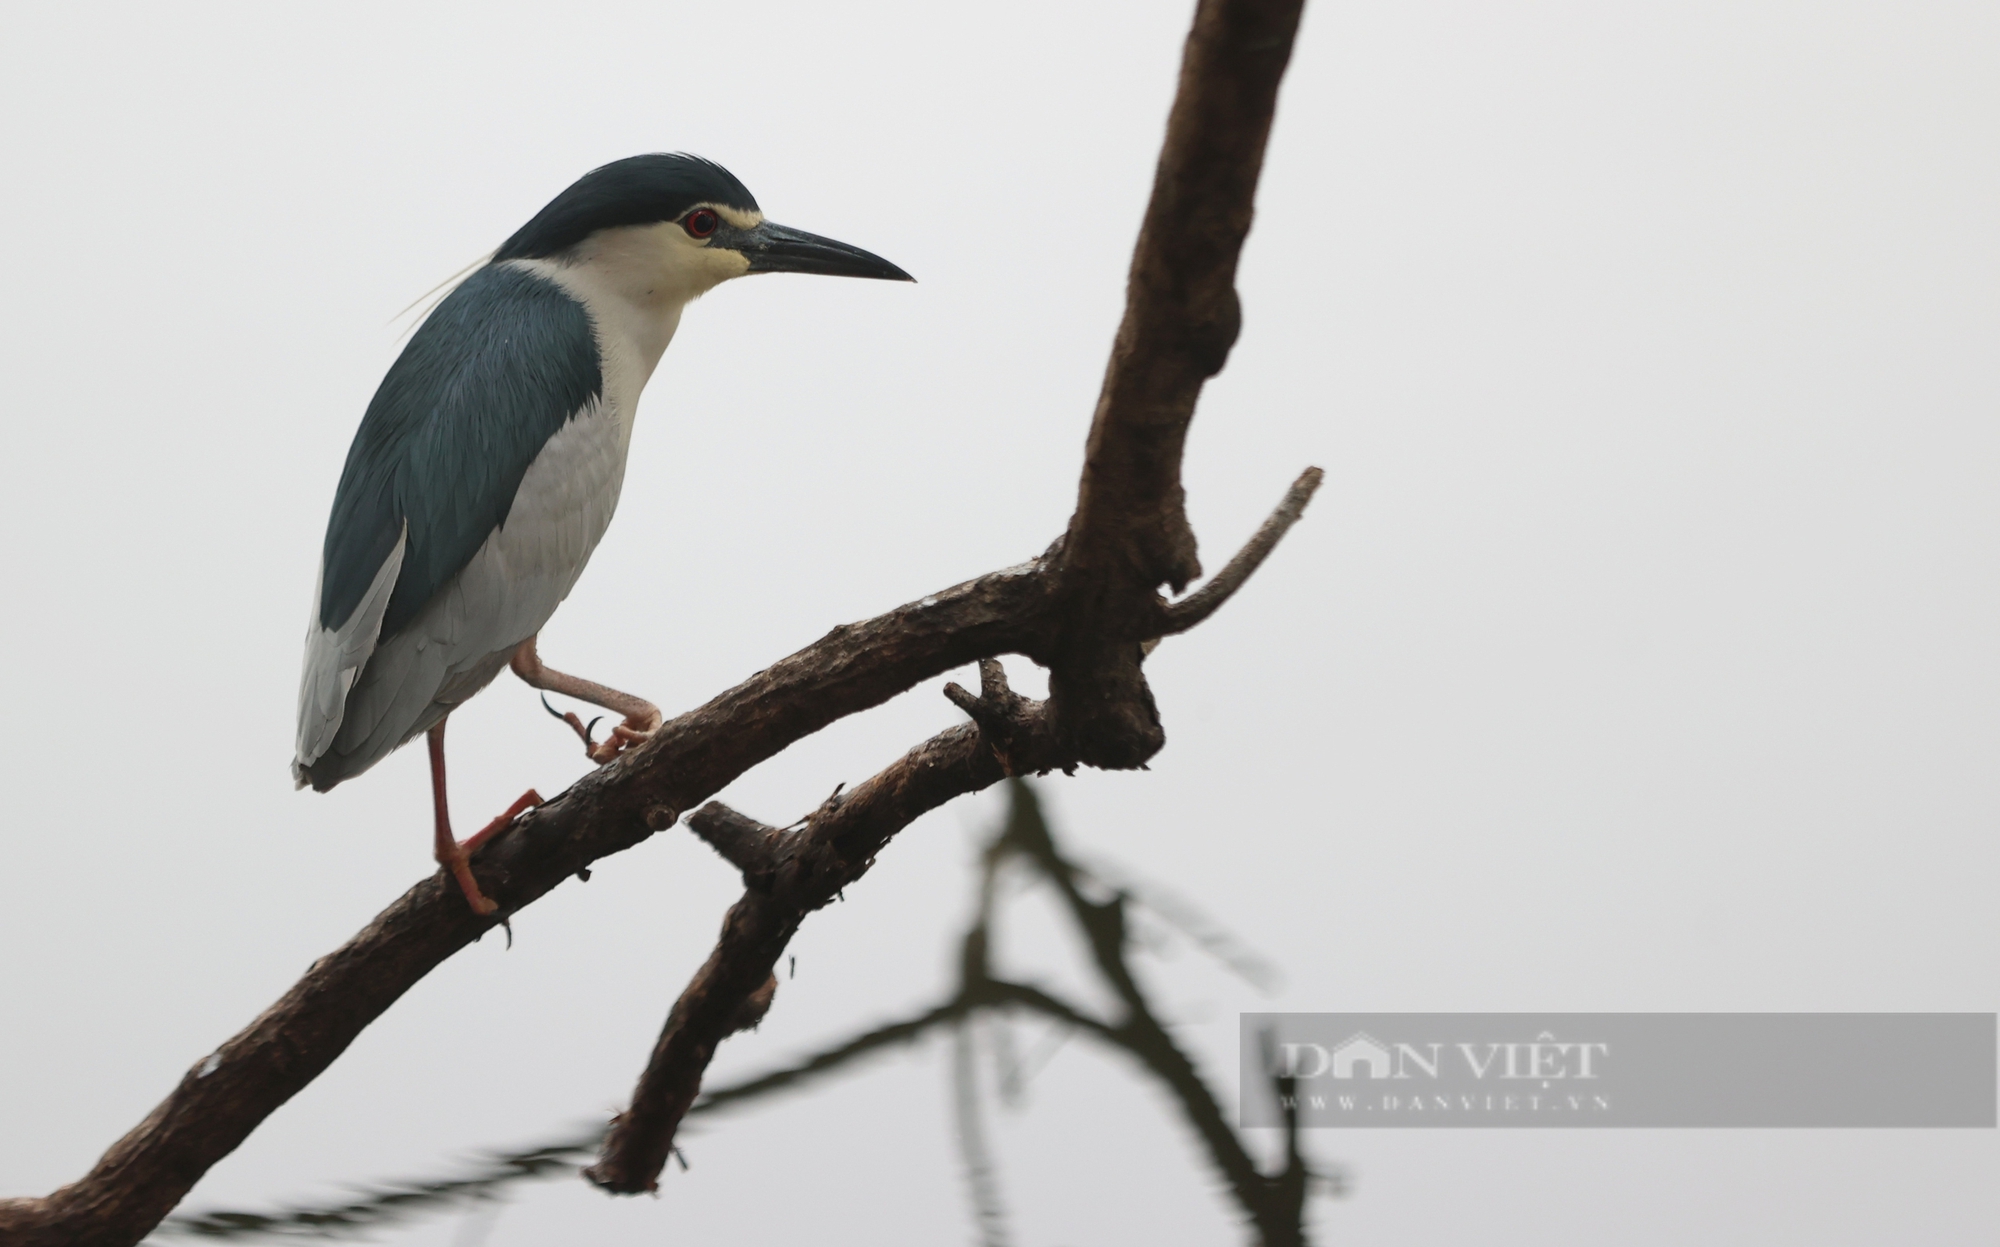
<box><xmin>507</xmin><ymin>216</ymin><xmax>755</xmax><ymax>394</ymax></box>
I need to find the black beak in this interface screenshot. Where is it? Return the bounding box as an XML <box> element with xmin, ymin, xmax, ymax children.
<box><xmin>733</xmin><ymin>221</ymin><xmax>914</xmax><ymax>282</ymax></box>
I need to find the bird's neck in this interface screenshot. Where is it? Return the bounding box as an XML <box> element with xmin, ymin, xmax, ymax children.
<box><xmin>510</xmin><ymin>223</ymin><xmax>735</xmax><ymax>389</ymax></box>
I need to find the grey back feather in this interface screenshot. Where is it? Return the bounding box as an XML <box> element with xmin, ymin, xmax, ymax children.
<box><xmin>318</xmin><ymin>264</ymin><xmax>602</xmax><ymax>638</ymax></box>
<box><xmin>295</xmin><ymin>265</ymin><xmax>605</xmax><ymax>789</ymax></box>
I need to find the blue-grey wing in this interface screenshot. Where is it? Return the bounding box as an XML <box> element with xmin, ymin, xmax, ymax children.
<box><xmin>294</xmin><ymin>264</ymin><xmax>602</xmax><ymax>785</ymax></box>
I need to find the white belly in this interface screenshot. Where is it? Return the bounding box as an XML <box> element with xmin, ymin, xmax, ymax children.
<box><xmin>299</xmin><ymin>253</ymin><xmax>682</xmax><ymax>788</ymax></box>
<box><xmin>322</xmin><ymin>398</ymin><xmax>634</xmax><ymax>772</ymax></box>
<box><xmin>433</xmin><ymin>397</ymin><xmax>632</xmax><ymax>670</ymax></box>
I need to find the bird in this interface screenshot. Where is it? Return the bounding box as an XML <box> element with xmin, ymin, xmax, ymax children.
<box><xmin>293</xmin><ymin>153</ymin><xmax>913</xmax><ymax>914</ymax></box>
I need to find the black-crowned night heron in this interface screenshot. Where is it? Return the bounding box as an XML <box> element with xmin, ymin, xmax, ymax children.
<box><xmin>293</xmin><ymin>153</ymin><xmax>912</xmax><ymax>913</ymax></box>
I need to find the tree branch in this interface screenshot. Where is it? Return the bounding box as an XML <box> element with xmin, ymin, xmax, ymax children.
<box><xmin>585</xmin><ymin>664</ymin><xmax>1059</xmax><ymax>1192</ymax></box>
<box><xmin>591</xmin><ymin>446</ymin><xmax>1319</xmax><ymax>1193</ymax></box>
<box><xmin>588</xmin><ymin>441</ymin><xmax>1318</xmax><ymax>1188</ymax></box>
<box><xmin>1046</xmin><ymin>0</ymin><xmax>1307</xmax><ymax>771</ymax></box>
<box><xmin>0</xmin><ymin>0</ymin><xmax>1312</xmax><ymax>1240</ymax></box>
<box><xmin>0</xmin><ymin>563</ymin><xmax>1049</xmax><ymax>1247</ymax></box>
<box><xmin>152</xmin><ymin>781</ymin><xmax>1322</xmax><ymax>1245</ymax></box>
<box><xmin>684</xmin><ymin>804</ymin><xmax>786</xmax><ymax>880</ymax></box>
<box><xmin>1162</xmin><ymin>467</ymin><xmax>1324</xmax><ymax>635</ymax></box>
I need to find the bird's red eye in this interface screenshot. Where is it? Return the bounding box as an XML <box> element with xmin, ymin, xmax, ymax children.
<box><xmin>683</xmin><ymin>209</ymin><xmax>719</xmax><ymax>239</ymax></box>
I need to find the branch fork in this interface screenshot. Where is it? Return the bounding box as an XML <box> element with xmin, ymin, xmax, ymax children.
<box><xmin>0</xmin><ymin>2</ymin><xmax>1313</xmax><ymax>1240</ymax></box>
<box><xmin>943</xmin><ymin>659</ymin><xmax>1032</xmax><ymax>776</ymax></box>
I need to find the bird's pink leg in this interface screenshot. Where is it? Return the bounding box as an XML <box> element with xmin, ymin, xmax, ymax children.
<box><xmin>510</xmin><ymin>635</ymin><xmax>664</xmax><ymax>764</ymax></box>
<box><xmin>427</xmin><ymin>719</ymin><xmax>541</xmax><ymax>915</ymax></box>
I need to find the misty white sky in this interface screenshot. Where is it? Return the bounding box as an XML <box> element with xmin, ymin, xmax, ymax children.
<box><xmin>1</xmin><ymin>1</ymin><xmax>1994</xmax><ymax>1243</ymax></box>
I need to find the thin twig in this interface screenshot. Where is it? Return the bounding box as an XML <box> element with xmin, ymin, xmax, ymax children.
<box><xmin>1162</xmin><ymin>467</ymin><xmax>1325</xmax><ymax>635</ymax></box>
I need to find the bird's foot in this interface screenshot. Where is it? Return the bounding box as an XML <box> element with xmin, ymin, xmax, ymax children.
<box><xmin>584</xmin><ymin>714</ymin><xmax>660</xmax><ymax>765</ymax></box>
<box><xmin>541</xmin><ymin>693</ymin><xmax>658</xmax><ymax>764</ymax></box>
<box><xmin>439</xmin><ymin>788</ymin><xmax>543</xmax><ymax>915</ymax></box>
<box><xmin>542</xmin><ymin>694</ymin><xmax>603</xmax><ymax>752</ymax></box>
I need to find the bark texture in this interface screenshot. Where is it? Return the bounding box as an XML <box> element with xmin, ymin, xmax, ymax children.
<box><xmin>0</xmin><ymin>0</ymin><xmax>1311</xmax><ymax>1239</ymax></box>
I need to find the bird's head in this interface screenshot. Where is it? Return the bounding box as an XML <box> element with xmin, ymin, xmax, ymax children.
<box><xmin>491</xmin><ymin>153</ymin><xmax>913</xmax><ymax>303</ymax></box>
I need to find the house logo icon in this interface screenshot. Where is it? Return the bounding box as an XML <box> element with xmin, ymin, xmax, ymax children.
<box><xmin>1330</xmin><ymin>1032</ymin><xmax>1396</xmax><ymax>1080</ymax></box>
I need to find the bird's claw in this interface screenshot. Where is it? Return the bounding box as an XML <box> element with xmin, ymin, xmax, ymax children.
<box><xmin>541</xmin><ymin>693</ymin><xmax>605</xmax><ymax>749</ymax></box>
<box><xmin>541</xmin><ymin>693</ymin><xmax>656</xmax><ymax>764</ymax></box>
<box><xmin>584</xmin><ymin>720</ymin><xmax>655</xmax><ymax>765</ymax></box>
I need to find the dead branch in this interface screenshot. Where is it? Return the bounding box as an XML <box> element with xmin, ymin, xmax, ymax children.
<box><xmin>159</xmin><ymin>782</ymin><xmax>1319</xmax><ymax>1245</ymax></box>
<box><xmin>1048</xmin><ymin>0</ymin><xmax>1306</xmax><ymax>770</ymax></box>
<box><xmin>0</xmin><ymin>561</ymin><xmax>1052</xmax><ymax>1247</ymax></box>
<box><xmin>588</xmin><ymin>0</ymin><xmax>1308</xmax><ymax>1186</ymax></box>
<box><xmin>1163</xmin><ymin>467</ymin><xmax>1324</xmax><ymax>635</ymax></box>
<box><xmin>588</xmin><ymin>468</ymin><xmax>1316</xmax><ymax>1192</ymax></box>
<box><xmin>583</xmin><ymin>662</ymin><xmax>1053</xmax><ymax>1191</ymax></box>
<box><xmin>0</xmin><ymin>0</ymin><xmax>1311</xmax><ymax>1241</ymax></box>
